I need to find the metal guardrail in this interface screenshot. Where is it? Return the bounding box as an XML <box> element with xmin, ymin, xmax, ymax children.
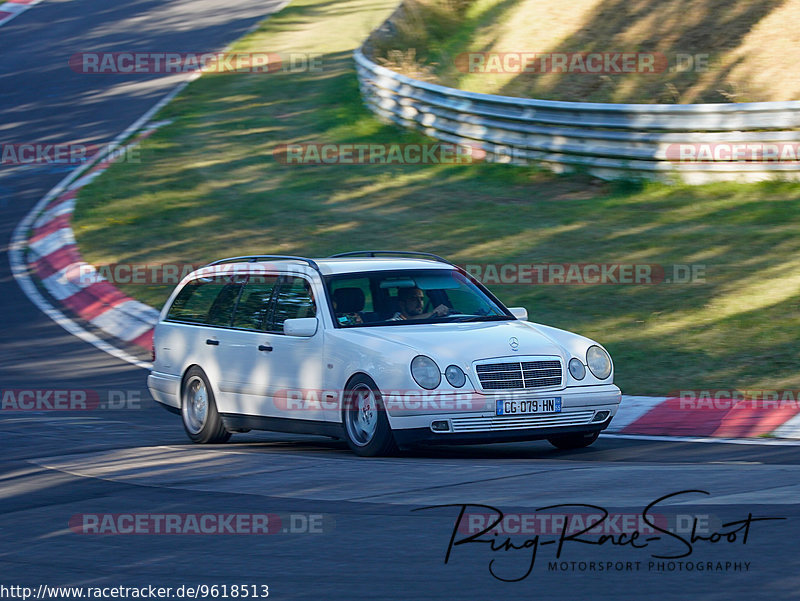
<box><xmin>354</xmin><ymin>48</ymin><xmax>800</xmax><ymax>183</ymax></box>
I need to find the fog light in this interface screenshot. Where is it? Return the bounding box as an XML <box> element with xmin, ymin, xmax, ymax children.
<box><xmin>568</xmin><ymin>358</ymin><xmax>585</xmax><ymax>380</ymax></box>
<box><xmin>592</xmin><ymin>411</ymin><xmax>610</xmax><ymax>422</ymax></box>
<box><xmin>445</xmin><ymin>365</ymin><xmax>466</xmax><ymax>388</ymax></box>
<box><xmin>431</xmin><ymin>420</ymin><xmax>450</xmax><ymax>432</ymax></box>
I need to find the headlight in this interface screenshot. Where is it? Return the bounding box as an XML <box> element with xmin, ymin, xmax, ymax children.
<box><xmin>586</xmin><ymin>345</ymin><xmax>612</xmax><ymax>380</ymax></box>
<box><xmin>445</xmin><ymin>365</ymin><xmax>466</xmax><ymax>388</ymax></box>
<box><xmin>411</xmin><ymin>355</ymin><xmax>441</xmax><ymax>390</ymax></box>
<box><xmin>568</xmin><ymin>358</ymin><xmax>586</xmax><ymax>380</ymax></box>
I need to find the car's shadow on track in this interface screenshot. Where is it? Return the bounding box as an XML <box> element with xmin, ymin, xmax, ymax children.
<box><xmin>210</xmin><ymin>432</ymin><xmax>800</xmax><ymax>465</ymax></box>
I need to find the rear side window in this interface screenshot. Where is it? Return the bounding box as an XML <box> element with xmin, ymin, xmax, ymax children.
<box><xmin>166</xmin><ymin>276</ymin><xmax>244</xmax><ymax>326</ymax></box>
<box><xmin>329</xmin><ymin>277</ymin><xmax>374</xmax><ymax>313</ymax></box>
<box><xmin>269</xmin><ymin>277</ymin><xmax>317</xmax><ymax>333</ymax></box>
<box><xmin>232</xmin><ymin>276</ymin><xmax>279</xmax><ymax>331</ymax></box>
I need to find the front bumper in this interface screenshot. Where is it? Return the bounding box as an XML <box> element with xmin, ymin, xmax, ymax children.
<box><xmin>385</xmin><ymin>383</ymin><xmax>619</xmax><ymax>423</ymax></box>
<box><xmin>393</xmin><ymin>416</ymin><xmax>613</xmax><ymax>447</ymax></box>
<box><xmin>384</xmin><ymin>383</ymin><xmax>619</xmax><ymax>447</ymax></box>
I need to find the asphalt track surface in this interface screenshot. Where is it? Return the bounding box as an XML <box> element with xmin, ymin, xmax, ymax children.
<box><xmin>1</xmin><ymin>2</ymin><xmax>800</xmax><ymax>600</ymax></box>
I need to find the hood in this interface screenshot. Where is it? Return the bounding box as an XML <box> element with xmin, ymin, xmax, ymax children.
<box><xmin>343</xmin><ymin>319</ymin><xmax>581</xmax><ymax>367</ymax></box>
<box><xmin>524</xmin><ymin>321</ymin><xmax>605</xmax><ymax>359</ymax></box>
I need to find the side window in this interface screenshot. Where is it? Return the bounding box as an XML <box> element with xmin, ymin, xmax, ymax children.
<box><xmin>329</xmin><ymin>278</ymin><xmax>374</xmax><ymax>312</ymax></box>
<box><xmin>207</xmin><ymin>280</ymin><xmax>244</xmax><ymax>327</ymax></box>
<box><xmin>269</xmin><ymin>277</ymin><xmax>317</xmax><ymax>333</ymax></box>
<box><xmin>232</xmin><ymin>276</ymin><xmax>279</xmax><ymax>331</ymax></box>
<box><xmin>329</xmin><ymin>277</ymin><xmax>374</xmax><ymax>325</ymax></box>
<box><xmin>166</xmin><ymin>276</ymin><xmax>243</xmax><ymax>326</ymax></box>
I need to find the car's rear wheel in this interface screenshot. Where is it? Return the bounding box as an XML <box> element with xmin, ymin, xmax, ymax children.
<box><xmin>342</xmin><ymin>375</ymin><xmax>397</xmax><ymax>457</ymax></box>
<box><xmin>181</xmin><ymin>367</ymin><xmax>231</xmax><ymax>444</ymax></box>
<box><xmin>547</xmin><ymin>430</ymin><xmax>599</xmax><ymax>450</ymax></box>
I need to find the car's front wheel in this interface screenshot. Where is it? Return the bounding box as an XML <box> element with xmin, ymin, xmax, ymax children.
<box><xmin>181</xmin><ymin>367</ymin><xmax>231</xmax><ymax>444</ymax></box>
<box><xmin>547</xmin><ymin>430</ymin><xmax>599</xmax><ymax>450</ymax></box>
<box><xmin>342</xmin><ymin>375</ymin><xmax>397</xmax><ymax>457</ymax></box>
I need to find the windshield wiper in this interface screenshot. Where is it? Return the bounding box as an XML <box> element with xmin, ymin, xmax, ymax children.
<box><xmin>451</xmin><ymin>315</ymin><xmax>509</xmax><ymax>323</ymax></box>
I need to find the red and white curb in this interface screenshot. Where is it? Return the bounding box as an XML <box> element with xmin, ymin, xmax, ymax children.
<box><xmin>8</xmin><ymin>77</ymin><xmax>192</xmax><ymax>371</ymax></box>
<box><xmin>607</xmin><ymin>395</ymin><xmax>800</xmax><ymax>440</ymax></box>
<box><xmin>26</xmin><ymin>124</ymin><xmax>169</xmax><ymax>352</ymax></box>
<box><xmin>0</xmin><ymin>0</ymin><xmax>42</xmax><ymax>27</ymax></box>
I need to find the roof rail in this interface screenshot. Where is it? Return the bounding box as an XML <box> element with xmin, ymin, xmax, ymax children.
<box><xmin>328</xmin><ymin>250</ymin><xmax>454</xmax><ymax>266</ymax></box>
<box><xmin>203</xmin><ymin>255</ymin><xmax>321</xmax><ymax>273</ymax></box>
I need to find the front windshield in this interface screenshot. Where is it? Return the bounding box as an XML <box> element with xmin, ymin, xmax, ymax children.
<box><xmin>326</xmin><ymin>269</ymin><xmax>511</xmax><ymax>327</ymax></box>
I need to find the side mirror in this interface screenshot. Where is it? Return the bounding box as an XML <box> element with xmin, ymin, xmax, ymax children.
<box><xmin>508</xmin><ymin>307</ymin><xmax>528</xmax><ymax>321</ymax></box>
<box><xmin>283</xmin><ymin>317</ymin><xmax>318</xmax><ymax>337</ymax></box>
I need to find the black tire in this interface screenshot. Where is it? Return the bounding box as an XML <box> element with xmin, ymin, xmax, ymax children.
<box><xmin>342</xmin><ymin>375</ymin><xmax>397</xmax><ymax>457</ymax></box>
<box><xmin>547</xmin><ymin>430</ymin><xmax>599</xmax><ymax>450</ymax></box>
<box><xmin>181</xmin><ymin>367</ymin><xmax>231</xmax><ymax>444</ymax></box>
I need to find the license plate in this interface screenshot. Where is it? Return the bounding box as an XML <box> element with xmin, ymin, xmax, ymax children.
<box><xmin>496</xmin><ymin>397</ymin><xmax>562</xmax><ymax>416</ymax></box>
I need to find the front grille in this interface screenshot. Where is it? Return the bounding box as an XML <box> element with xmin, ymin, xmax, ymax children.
<box><xmin>450</xmin><ymin>410</ymin><xmax>595</xmax><ymax>433</ymax></box>
<box><xmin>475</xmin><ymin>360</ymin><xmax>562</xmax><ymax>390</ymax></box>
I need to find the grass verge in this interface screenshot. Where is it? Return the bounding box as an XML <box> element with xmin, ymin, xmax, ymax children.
<box><xmin>73</xmin><ymin>0</ymin><xmax>800</xmax><ymax>395</ymax></box>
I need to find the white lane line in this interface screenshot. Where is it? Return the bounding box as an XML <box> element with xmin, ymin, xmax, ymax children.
<box><xmin>8</xmin><ymin>80</ymin><xmax>195</xmax><ymax>370</ymax></box>
<box><xmin>603</xmin><ymin>433</ymin><xmax>800</xmax><ymax>446</ymax></box>
<box><xmin>8</xmin><ymin>0</ymin><xmax>292</xmax><ymax>370</ymax></box>
<box><xmin>0</xmin><ymin>2</ymin><xmax>28</xmax><ymax>13</ymax></box>
<box><xmin>0</xmin><ymin>0</ymin><xmax>43</xmax><ymax>28</ymax></box>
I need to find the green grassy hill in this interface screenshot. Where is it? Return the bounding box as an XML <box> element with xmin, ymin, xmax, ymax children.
<box><xmin>367</xmin><ymin>0</ymin><xmax>800</xmax><ymax>103</ymax></box>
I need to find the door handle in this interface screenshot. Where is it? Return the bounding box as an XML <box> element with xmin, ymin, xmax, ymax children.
<box><xmin>258</xmin><ymin>344</ymin><xmax>273</xmax><ymax>352</ymax></box>
<box><xmin>206</xmin><ymin>339</ymin><xmax>220</xmax><ymax>346</ymax></box>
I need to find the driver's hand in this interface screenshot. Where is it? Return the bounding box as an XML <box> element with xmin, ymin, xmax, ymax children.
<box><xmin>433</xmin><ymin>304</ymin><xmax>450</xmax><ymax>316</ymax></box>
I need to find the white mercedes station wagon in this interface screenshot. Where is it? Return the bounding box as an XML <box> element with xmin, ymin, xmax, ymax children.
<box><xmin>148</xmin><ymin>252</ymin><xmax>621</xmax><ymax>456</ymax></box>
